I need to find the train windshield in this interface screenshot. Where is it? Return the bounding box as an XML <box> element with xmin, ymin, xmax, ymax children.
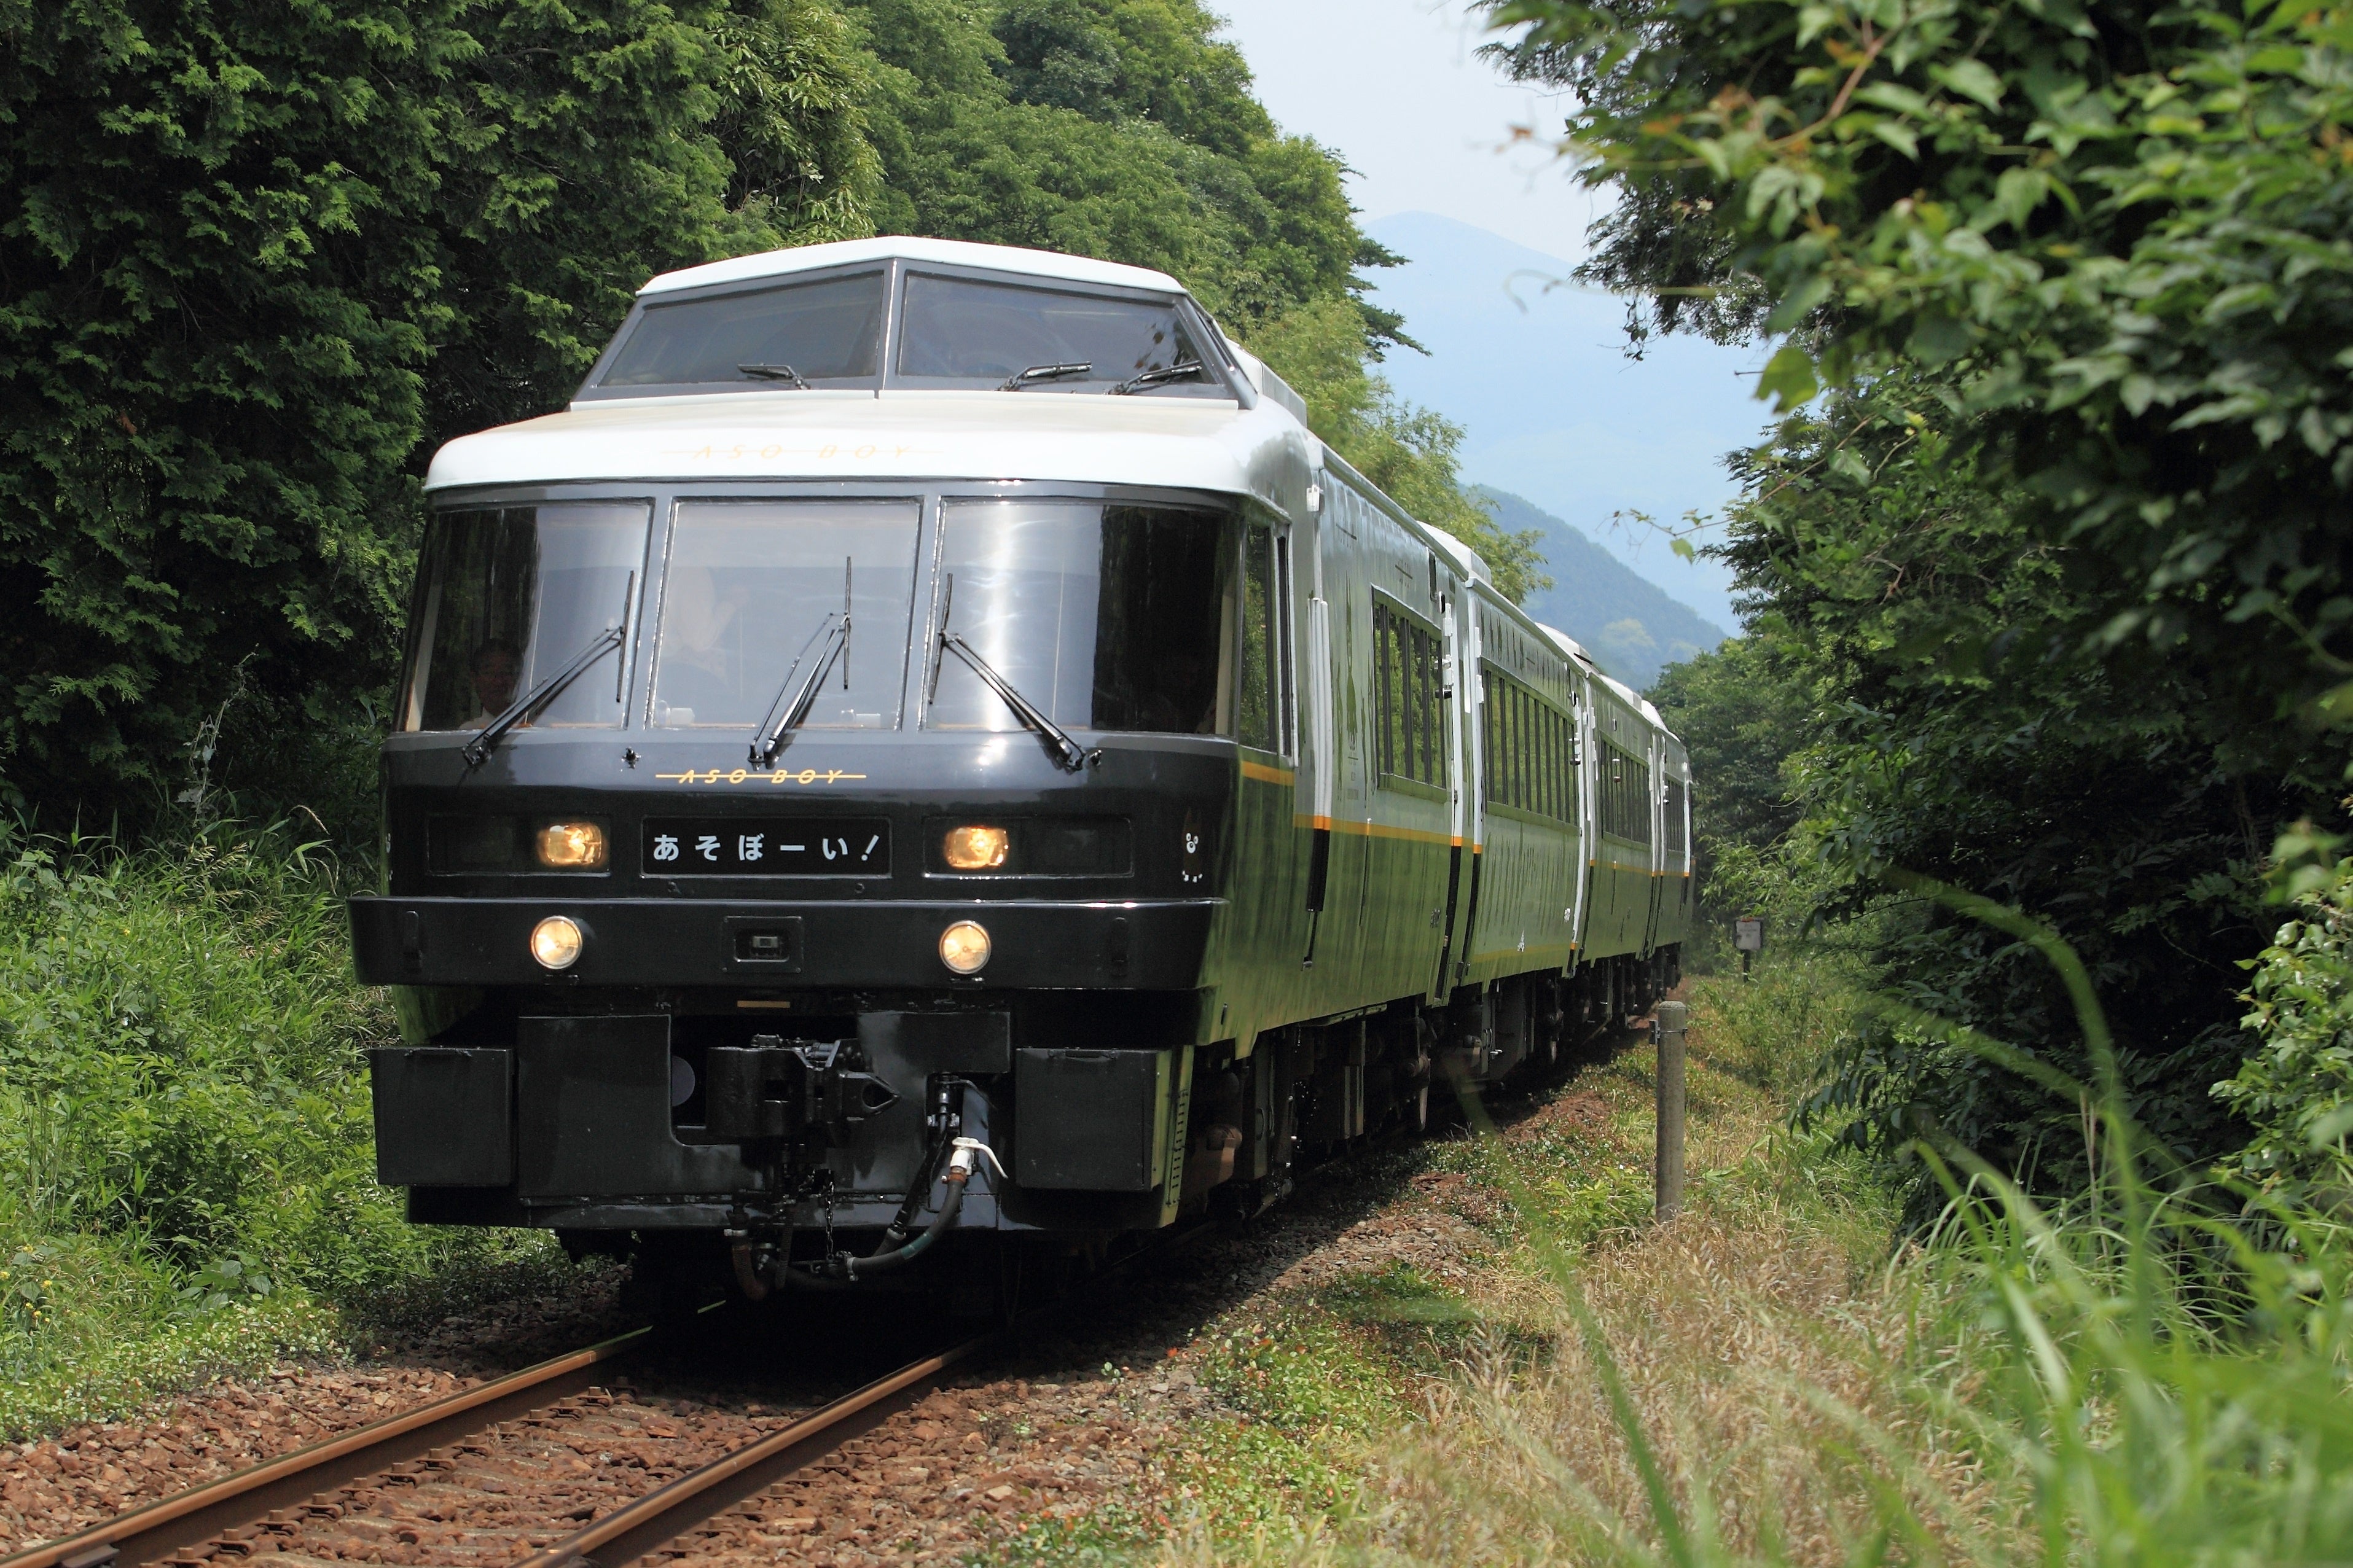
<box><xmin>399</xmin><ymin>503</ymin><xmax>650</xmax><ymax>731</ymax></box>
<box><xmin>648</xmin><ymin>499</ymin><xmax>922</xmax><ymax>730</ymax></box>
<box><xmin>598</xmin><ymin>271</ymin><xmax>887</xmax><ymax>390</ymax></box>
<box><xmin>896</xmin><ymin>275</ymin><xmax>1221</xmax><ymax>395</ymax></box>
<box><xmin>931</xmin><ymin>501</ymin><xmax>1235</xmax><ymax>734</ymax></box>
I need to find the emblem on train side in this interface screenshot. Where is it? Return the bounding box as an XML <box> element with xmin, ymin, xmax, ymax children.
<box><xmin>655</xmin><ymin>767</ymin><xmax>871</xmax><ymax>786</ymax></box>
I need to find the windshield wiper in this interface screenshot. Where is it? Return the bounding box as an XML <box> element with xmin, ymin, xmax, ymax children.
<box><xmin>750</xmin><ymin>558</ymin><xmax>853</xmax><ymax>767</ymax></box>
<box><xmin>925</xmin><ymin>575</ymin><xmax>1096</xmax><ymax>773</ymax></box>
<box><xmin>1000</xmin><ymin>362</ymin><xmax>1093</xmax><ymax>391</ymax></box>
<box><xmin>1110</xmin><ymin>359</ymin><xmax>1206</xmax><ymax>396</ymax></box>
<box><xmin>737</xmin><ymin>363</ymin><xmax>812</xmax><ymax>388</ymax></box>
<box><xmin>462</xmin><ymin>573</ymin><xmax>636</xmax><ymax>769</ymax></box>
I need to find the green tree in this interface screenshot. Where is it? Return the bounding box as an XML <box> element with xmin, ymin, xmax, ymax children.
<box><xmin>841</xmin><ymin>0</ymin><xmax>1392</xmax><ymax>335</ymax></box>
<box><xmin>1486</xmin><ymin>0</ymin><xmax>2353</xmax><ymax>730</ymax></box>
<box><xmin>1647</xmin><ymin>636</ymin><xmax>1811</xmax><ymax>864</ymax></box>
<box><xmin>1481</xmin><ymin>0</ymin><xmax>2353</xmax><ymax>1190</ymax></box>
<box><xmin>0</xmin><ymin>0</ymin><xmax>872</xmax><ymax>829</ymax></box>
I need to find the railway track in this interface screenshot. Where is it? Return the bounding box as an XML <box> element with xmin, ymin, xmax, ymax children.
<box><xmin>0</xmin><ymin>1321</ymin><xmax>982</xmax><ymax>1568</ymax></box>
<box><xmin>0</xmin><ymin>1228</ymin><xmax>1212</xmax><ymax>1568</ymax></box>
<box><xmin>0</xmin><ymin>1322</ymin><xmax>658</xmax><ymax>1568</ymax></box>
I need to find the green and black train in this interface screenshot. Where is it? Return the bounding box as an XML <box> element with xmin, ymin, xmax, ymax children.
<box><xmin>350</xmin><ymin>236</ymin><xmax>1694</xmax><ymax>1300</ymax></box>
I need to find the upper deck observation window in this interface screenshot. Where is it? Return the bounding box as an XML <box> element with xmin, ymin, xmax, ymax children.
<box><xmin>597</xmin><ymin>271</ymin><xmax>886</xmax><ymax>391</ymax></box>
<box><xmin>895</xmin><ymin>274</ymin><xmax>1223</xmax><ymax>396</ymax></box>
<box><xmin>581</xmin><ymin>262</ymin><xmax>1232</xmax><ymax>399</ymax></box>
<box><xmin>399</xmin><ymin>502</ymin><xmax>650</xmax><ymax>732</ymax></box>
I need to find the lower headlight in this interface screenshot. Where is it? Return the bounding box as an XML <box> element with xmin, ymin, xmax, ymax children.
<box><xmin>530</xmin><ymin>915</ymin><xmax>585</xmax><ymax>970</ymax></box>
<box><xmin>939</xmin><ymin>919</ymin><xmax>992</xmax><ymax>975</ymax></box>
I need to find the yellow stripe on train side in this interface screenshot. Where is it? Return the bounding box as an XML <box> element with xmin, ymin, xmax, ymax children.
<box><xmin>1291</xmin><ymin>814</ymin><xmax>1457</xmax><ymax>847</ymax></box>
<box><xmin>1467</xmin><ymin>939</ymin><xmax>1578</xmax><ymax>965</ymax></box>
<box><xmin>1240</xmin><ymin>759</ymin><xmax>1296</xmax><ymax>786</ymax></box>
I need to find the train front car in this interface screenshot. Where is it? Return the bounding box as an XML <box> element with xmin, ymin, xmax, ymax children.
<box><xmin>350</xmin><ymin>239</ymin><xmax>1311</xmax><ymax>1301</ymax></box>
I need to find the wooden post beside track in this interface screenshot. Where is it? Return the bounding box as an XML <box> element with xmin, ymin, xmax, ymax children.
<box><xmin>1654</xmin><ymin>1000</ymin><xmax>1688</xmax><ymax>1222</ymax></box>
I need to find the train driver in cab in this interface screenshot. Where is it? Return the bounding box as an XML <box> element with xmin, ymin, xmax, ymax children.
<box><xmin>466</xmin><ymin>638</ymin><xmax>522</xmax><ymax>728</ymax></box>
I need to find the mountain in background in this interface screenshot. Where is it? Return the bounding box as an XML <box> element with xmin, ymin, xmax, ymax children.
<box><xmin>1361</xmin><ymin>212</ymin><xmax>1768</xmax><ymax>633</ymax></box>
<box><xmin>1478</xmin><ymin>486</ymin><xmax>1728</xmax><ymax>690</ymax></box>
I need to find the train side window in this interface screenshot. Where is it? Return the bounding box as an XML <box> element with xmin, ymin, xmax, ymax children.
<box><xmin>401</xmin><ymin>502</ymin><xmax>651</xmax><ymax>732</ymax></box>
<box><xmin>1597</xmin><ymin>738</ymin><xmax>1656</xmax><ymax>844</ymax></box>
<box><xmin>1481</xmin><ymin>668</ymin><xmax>1575</xmax><ymax>825</ymax></box>
<box><xmin>1372</xmin><ymin>596</ymin><xmax>1444</xmax><ymax>790</ymax></box>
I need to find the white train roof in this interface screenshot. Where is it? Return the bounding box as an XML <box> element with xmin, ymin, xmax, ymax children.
<box><xmin>423</xmin><ymin>388</ymin><xmax>1316</xmax><ymax>503</ymax></box>
<box><xmin>1537</xmin><ymin>623</ymin><xmax>1597</xmax><ymax>671</ymax></box>
<box><xmin>424</xmin><ymin>238</ymin><xmax>1506</xmax><ymax>596</ymax></box>
<box><xmin>639</xmin><ymin>235</ymin><xmax>1186</xmax><ymax>298</ymax></box>
<box><xmin>1425</xmin><ymin>528</ymin><xmax>1492</xmax><ymax>587</ymax></box>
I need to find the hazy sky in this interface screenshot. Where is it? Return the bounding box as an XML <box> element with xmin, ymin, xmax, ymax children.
<box><xmin>1217</xmin><ymin>1</ymin><xmax>1764</xmax><ymax>632</ymax></box>
<box><xmin>1215</xmin><ymin>0</ymin><xmax>1605</xmax><ymax>262</ymax></box>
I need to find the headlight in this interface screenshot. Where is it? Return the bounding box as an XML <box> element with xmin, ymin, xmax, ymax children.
<box><xmin>942</xmin><ymin>824</ymin><xmax>1010</xmax><ymax>870</ymax></box>
<box><xmin>939</xmin><ymin>919</ymin><xmax>992</xmax><ymax>975</ymax></box>
<box><xmin>530</xmin><ymin>915</ymin><xmax>585</xmax><ymax>970</ymax></box>
<box><xmin>536</xmin><ymin>821</ymin><xmax>608</xmax><ymax>869</ymax></box>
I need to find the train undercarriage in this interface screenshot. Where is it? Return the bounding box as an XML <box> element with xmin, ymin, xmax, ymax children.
<box><xmin>370</xmin><ymin>950</ymin><xmax>1680</xmax><ymax>1312</ymax></box>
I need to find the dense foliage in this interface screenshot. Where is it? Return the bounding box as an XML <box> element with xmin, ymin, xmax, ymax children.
<box><xmin>1646</xmin><ymin>633</ymin><xmax>1810</xmax><ymax>904</ymax></box>
<box><xmin>0</xmin><ymin>0</ymin><xmax>872</xmax><ymax>829</ymax></box>
<box><xmin>2224</xmin><ymin>859</ymin><xmax>2353</xmax><ymax>1201</ymax></box>
<box><xmin>1489</xmin><ymin>0</ymin><xmax>2353</xmax><ymax>725</ymax></box>
<box><xmin>1489</xmin><ymin>0</ymin><xmax>2353</xmax><ymax>1186</ymax></box>
<box><xmin>0</xmin><ymin>824</ymin><xmax>565</xmax><ymax>1435</ymax></box>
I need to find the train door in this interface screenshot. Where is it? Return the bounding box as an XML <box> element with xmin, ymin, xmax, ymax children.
<box><xmin>1642</xmin><ymin>727</ymin><xmax>1667</xmax><ymax>955</ymax></box>
<box><xmin>1300</xmin><ymin>479</ymin><xmax>1337</xmax><ymax>970</ymax></box>
<box><xmin>1232</xmin><ymin>510</ymin><xmax>1306</xmax><ymax>1031</ymax></box>
<box><xmin>1454</xmin><ymin>593</ymin><xmax>1490</xmax><ymax>999</ymax></box>
<box><xmin>1586</xmin><ymin>693</ymin><xmax>1618</xmax><ymax>952</ymax></box>
<box><xmin>1432</xmin><ymin>585</ymin><xmax>1475</xmax><ymax>1002</ymax></box>
<box><xmin>1568</xmin><ymin>666</ymin><xmax>1594</xmax><ymax>968</ymax></box>
<box><xmin>1421</xmin><ymin>587</ymin><xmax>1458</xmax><ymax>1006</ymax></box>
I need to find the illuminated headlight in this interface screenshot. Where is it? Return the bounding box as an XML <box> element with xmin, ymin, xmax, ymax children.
<box><xmin>536</xmin><ymin>821</ymin><xmax>608</xmax><ymax>869</ymax></box>
<box><xmin>938</xmin><ymin>919</ymin><xmax>992</xmax><ymax>975</ymax></box>
<box><xmin>942</xmin><ymin>825</ymin><xmax>1010</xmax><ymax>871</ymax></box>
<box><xmin>530</xmin><ymin>915</ymin><xmax>585</xmax><ymax>970</ymax></box>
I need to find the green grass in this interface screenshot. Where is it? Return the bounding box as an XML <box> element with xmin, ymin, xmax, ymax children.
<box><xmin>1129</xmin><ymin>926</ymin><xmax>2353</xmax><ymax>1567</ymax></box>
<box><xmin>0</xmin><ymin>824</ymin><xmax>565</xmax><ymax>1440</ymax></box>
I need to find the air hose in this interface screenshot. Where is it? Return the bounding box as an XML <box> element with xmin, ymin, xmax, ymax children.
<box><xmin>835</xmin><ymin>1137</ymin><xmax>1004</xmax><ymax>1279</ymax></box>
<box><xmin>740</xmin><ymin>1137</ymin><xmax>1003</xmax><ymax>1292</ymax></box>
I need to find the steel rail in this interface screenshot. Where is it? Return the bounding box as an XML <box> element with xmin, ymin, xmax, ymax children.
<box><xmin>510</xmin><ymin>1333</ymin><xmax>989</xmax><ymax>1568</ymax></box>
<box><xmin>512</xmin><ymin>1220</ymin><xmax>1222</xmax><ymax>1568</ymax></box>
<box><xmin>0</xmin><ymin>1325</ymin><xmax>655</xmax><ymax>1568</ymax></box>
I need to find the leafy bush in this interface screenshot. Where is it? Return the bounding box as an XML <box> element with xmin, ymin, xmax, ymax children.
<box><xmin>0</xmin><ymin>824</ymin><xmax>553</xmax><ymax>1432</ymax></box>
<box><xmin>0</xmin><ymin>0</ymin><xmax>877</xmax><ymax>827</ymax></box>
<box><xmin>2221</xmin><ymin>857</ymin><xmax>2353</xmax><ymax>1201</ymax></box>
<box><xmin>1484</xmin><ymin>0</ymin><xmax>2353</xmax><ymax>1206</ymax></box>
